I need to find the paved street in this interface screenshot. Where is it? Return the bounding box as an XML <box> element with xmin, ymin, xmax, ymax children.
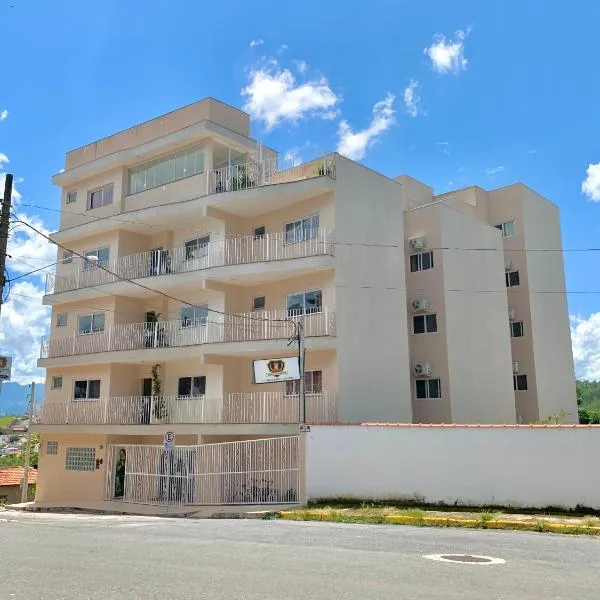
<box><xmin>0</xmin><ymin>511</ymin><xmax>598</xmax><ymax>599</ymax></box>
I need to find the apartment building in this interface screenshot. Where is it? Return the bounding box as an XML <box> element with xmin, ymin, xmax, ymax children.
<box><xmin>33</xmin><ymin>98</ymin><xmax>576</xmax><ymax>509</ymax></box>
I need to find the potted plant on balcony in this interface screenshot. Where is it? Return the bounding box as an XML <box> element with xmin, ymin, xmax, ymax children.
<box><xmin>151</xmin><ymin>364</ymin><xmax>168</xmax><ymax>423</ymax></box>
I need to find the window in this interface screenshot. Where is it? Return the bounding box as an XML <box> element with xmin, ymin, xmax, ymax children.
<box><xmin>286</xmin><ymin>290</ymin><xmax>322</xmax><ymax>316</ymax></box>
<box><xmin>285</xmin><ymin>215</ymin><xmax>319</xmax><ymax>244</ymax></box>
<box><xmin>62</xmin><ymin>251</ymin><xmax>73</xmax><ymax>264</ymax></box>
<box><xmin>410</xmin><ymin>251</ymin><xmax>434</xmax><ymax>272</ymax></box>
<box><xmin>253</xmin><ymin>225</ymin><xmax>266</xmax><ymax>239</ymax></box>
<box><xmin>505</xmin><ymin>270</ymin><xmax>520</xmax><ymax>287</ymax></box>
<box><xmin>51</xmin><ymin>376</ymin><xmax>63</xmax><ymax>390</ymax></box>
<box><xmin>78</xmin><ymin>313</ymin><xmax>105</xmax><ymax>335</ymax></box>
<box><xmin>128</xmin><ymin>146</ymin><xmax>204</xmax><ymax>194</ymax></box>
<box><xmin>180</xmin><ymin>306</ymin><xmax>208</xmax><ymax>327</ymax></box>
<box><xmin>47</xmin><ymin>441</ymin><xmax>58</xmax><ymax>455</ymax></box>
<box><xmin>66</xmin><ymin>191</ymin><xmax>77</xmax><ymax>204</ymax></box>
<box><xmin>510</xmin><ymin>321</ymin><xmax>524</xmax><ymax>338</ymax></box>
<box><xmin>416</xmin><ymin>379</ymin><xmax>442</xmax><ymax>399</ymax></box>
<box><xmin>83</xmin><ymin>247</ymin><xmax>110</xmax><ymax>270</ymax></box>
<box><xmin>56</xmin><ymin>313</ymin><xmax>68</xmax><ymax>327</ymax></box>
<box><xmin>252</xmin><ymin>296</ymin><xmax>266</xmax><ymax>311</ymax></box>
<box><xmin>184</xmin><ymin>235</ymin><xmax>210</xmax><ymax>260</ymax></box>
<box><xmin>177</xmin><ymin>376</ymin><xmax>206</xmax><ymax>397</ymax></box>
<box><xmin>87</xmin><ymin>184</ymin><xmax>113</xmax><ymax>210</ymax></box>
<box><xmin>495</xmin><ymin>220</ymin><xmax>516</xmax><ymax>238</ymax></box>
<box><xmin>285</xmin><ymin>371</ymin><xmax>323</xmax><ymax>396</ymax></box>
<box><xmin>413</xmin><ymin>314</ymin><xmax>438</xmax><ymax>334</ymax></box>
<box><xmin>74</xmin><ymin>380</ymin><xmax>101</xmax><ymax>400</ymax></box>
<box><xmin>65</xmin><ymin>447</ymin><xmax>96</xmax><ymax>471</ymax></box>
<box><xmin>513</xmin><ymin>374</ymin><xmax>528</xmax><ymax>391</ymax></box>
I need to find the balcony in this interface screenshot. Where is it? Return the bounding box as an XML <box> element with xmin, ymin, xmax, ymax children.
<box><xmin>39</xmin><ymin>309</ymin><xmax>336</xmax><ymax>360</ymax></box>
<box><xmin>45</xmin><ymin>229</ymin><xmax>334</xmax><ymax>296</ymax></box>
<box><xmin>39</xmin><ymin>391</ymin><xmax>338</xmax><ymax>426</ymax></box>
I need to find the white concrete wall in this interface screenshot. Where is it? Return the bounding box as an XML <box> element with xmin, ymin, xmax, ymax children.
<box><xmin>333</xmin><ymin>157</ymin><xmax>412</xmax><ymax>422</ymax></box>
<box><xmin>306</xmin><ymin>425</ymin><xmax>600</xmax><ymax>509</ymax></box>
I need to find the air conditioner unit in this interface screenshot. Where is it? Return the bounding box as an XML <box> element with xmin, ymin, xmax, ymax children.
<box><xmin>505</xmin><ymin>259</ymin><xmax>513</xmax><ymax>271</ymax></box>
<box><xmin>408</xmin><ymin>236</ymin><xmax>427</xmax><ymax>251</ymax></box>
<box><xmin>411</xmin><ymin>298</ymin><xmax>430</xmax><ymax>312</ymax></box>
<box><xmin>413</xmin><ymin>363</ymin><xmax>432</xmax><ymax>377</ymax></box>
<box><xmin>512</xmin><ymin>361</ymin><xmax>520</xmax><ymax>374</ymax></box>
<box><xmin>508</xmin><ymin>307</ymin><xmax>516</xmax><ymax>321</ymax></box>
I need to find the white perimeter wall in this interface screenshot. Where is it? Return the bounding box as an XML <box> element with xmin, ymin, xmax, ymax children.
<box><xmin>306</xmin><ymin>425</ymin><xmax>600</xmax><ymax>509</ymax></box>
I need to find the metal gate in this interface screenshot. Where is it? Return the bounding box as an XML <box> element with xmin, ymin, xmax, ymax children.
<box><xmin>105</xmin><ymin>436</ymin><xmax>300</xmax><ymax>507</ymax></box>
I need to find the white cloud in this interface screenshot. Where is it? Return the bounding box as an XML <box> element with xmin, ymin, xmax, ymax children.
<box><xmin>0</xmin><ymin>109</ymin><xmax>7</xmax><ymax>122</ymax></box>
<box><xmin>249</xmin><ymin>39</ymin><xmax>264</xmax><ymax>47</ymax></box>
<box><xmin>278</xmin><ymin>44</ymin><xmax>288</xmax><ymax>54</ymax></box>
<box><xmin>241</xmin><ymin>59</ymin><xmax>339</xmax><ymax>130</ymax></box>
<box><xmin>283</xmin><ymin>148</ymin><xmax>302</xmax><ymax>167</ymax></box>
<box><xmin>424</xmin><ymin>30</ymin><xmax>469</xmax><ymax>74</ymax></box>
<box><xmin>336</xmin><ymin>93</ymin><xmax>396</xmax><ymax>161</ymax></box>
<box><xmin>485</xmin><ymin>165</ymin><xmax>505</xmax><ymax>176</ymax></box>
<box><xmin>571</xmin><ymin>313</ymin><xmax>600</xmax><ymax>380</ymax></box>
<box><xmin>294</xmin><ymin>60</ymin><xmax>308</xmax><ymax>74</ymax></box>
<box><xmin>403</xmin><ymin>79</ymin><xmax>422</xmax><ymax>117</ymax></box>
<box><xmin>0</xmin><ymin>280</ymin><xmax>49</xmax><ymax>383</ymax></box>
<box><xmin>582</xmin><ymin>162</ymin><xmax>600</xmax><ymax>201</ymax></box>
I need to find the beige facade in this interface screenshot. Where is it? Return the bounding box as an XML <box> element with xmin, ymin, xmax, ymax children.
<box><xmin>34</xmin><ymin>98</ymin><xmax>576</xmax><ymax>508</ymax></box>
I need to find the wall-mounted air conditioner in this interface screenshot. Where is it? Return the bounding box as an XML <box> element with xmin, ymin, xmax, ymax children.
<box><xmin>413</xmin><ymin>363</ymin><xmax>432</xmax><ymax>377</ymax></box>
<box><xmin>409</xmin><ymin>236</ymin><xmax>427</xmax><ymax>251</ymax></box>
<box><xmin>411</xmin><ymin>298</ymin><xmax>430</xmax><ymax>312</ymax></box>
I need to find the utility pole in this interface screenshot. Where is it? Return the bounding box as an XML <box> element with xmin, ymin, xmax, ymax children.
<box><xmin>0</xmin><ymin>173</ymin><xmax>13</xmax><ymax>315</ymax></box>
<box><xmin>296</xmin><ymin>319</ymin><xmax>306</xmax><ymax>423</ymax></box>
<box><xmin>21</xmin><ymin>381</ymin><xmax>35</xmax><ymax>503</ymax></box>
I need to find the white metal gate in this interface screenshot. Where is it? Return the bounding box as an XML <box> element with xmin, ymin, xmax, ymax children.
<box><xmin>105</xmin><ymin>436</ymin><xmax>300</xmax><ymax>507</ymax></box>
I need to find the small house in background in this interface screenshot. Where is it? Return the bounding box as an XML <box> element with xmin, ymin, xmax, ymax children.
<box><xmin>0</xmin><ymin>467</ymin><xmax>37</xmax><ymax>504</ymax></box>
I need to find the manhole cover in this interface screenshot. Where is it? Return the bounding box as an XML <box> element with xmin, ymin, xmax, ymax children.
<box><xmin>424</xmin><ymin>554</ymin><xmax>505</xmax><ymax>565</ymax></box>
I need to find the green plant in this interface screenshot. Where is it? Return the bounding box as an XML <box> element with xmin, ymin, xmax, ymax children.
<box><xmin>539</xmin><ymin>409</ymin><xmax>571</xmax><ymax>424</ymax></box>
<box><xmin>314</xmin><ymin>158</ymin><xmax>335</xmax><ymax>177</ymax></box>
<box><xmin>151</xmin><ymin>364</ymin><xmax>167</xmax><ymax>420</ymax></box>
<box><xmin>582</xmin><ymin>516</ymin><xmax>600</xmax><ymax>528</ymax></box>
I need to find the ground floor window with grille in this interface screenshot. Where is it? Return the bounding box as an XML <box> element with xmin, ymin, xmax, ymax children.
<box><xmin>416</xmin><ymin>378</ymin><xmax>441</xmax><ymax>399</ymax></box>
<box><xmin>285</xmin><ymin>370</ymin><xmax>322</xmax><ymax>396</ymax></box>
<box><xmin>513</xmin><ymin>374</ymin><xmax>528</xmax><ymax>391</ymax></box>
<box><xmin>65</xmin><ymin>447</ymin><xmax>96</xmax><ymax>471</ymax></box>
<box><xmin>47</xmin><ymin>441</ymin><xmax>59</xmax><ymax>455</ymax></box>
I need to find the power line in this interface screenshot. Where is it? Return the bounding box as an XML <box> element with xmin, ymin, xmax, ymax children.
<box><xmin>10</xmin><ymin>215</ymin><xmax>292</xmax><ymax>328</ymax></box>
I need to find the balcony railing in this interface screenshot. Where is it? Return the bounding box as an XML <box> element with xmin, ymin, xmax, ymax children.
<box><xmin>207</xmin><ymin>154</ymin><xmax>336</xmax><ymax>195</ymax></box>
<box><xmin>45</xmin><ymin>229</ymin><xmax>334</xmax><ymax>295</ymax></box>
<box><xmin>39</xmin><ymin>308</ymin><xmax>336</xmax><ymax>359</ymax></box>
<box><xmin>40</xmin><ymin>391</ymin><xmax>338</xmax><ymax>425</ymax></box>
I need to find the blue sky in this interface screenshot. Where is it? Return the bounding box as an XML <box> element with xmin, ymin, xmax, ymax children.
<box><xmin>0</xmin><ymin>0</ymin><xmax>599</xmax><ymax>381</ymax></box>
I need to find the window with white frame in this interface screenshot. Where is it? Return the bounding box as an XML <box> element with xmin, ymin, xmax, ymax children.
<box><xmin>252</xmin><ymin>296</ymin><xmax>266</xmax><ymax>311</ymax></box>
<box><xmin>83</xmin><ymin>247</ymin><xmax>109</xmax><ymax>270</ymax></box>
<box><xmin>73</xmin><ymin>379</ymin><xmax>101</xmax><ymax>400</ymax></box>
<box><xmin>495</xmin><ymin>220</ymin><xmax>516</xmax><ymax>238</ymax></box>
<box><xmin>286</xmin><ymin>290</ymin><xmax>322</xmax><ymax>317</ymax></box>
<box><xmin>51</xmin><ymin>376</ymin><xmax>63</xmax><ymax>390</ymax></box>
<box><xmin>413</xmin><ymin>313</ymin><xmax>438</xmax><ymax>334</ymax></box>
<box><xmin>410</xmin><ymin>251</ymin><xmax>434</xmax><ymax>272</ymax></box>
<box><xmin>177</xmin><ymin>376</ymin><xmax>206</xmax><ymax>397</ymax></box>
<box><xmin>416</xmin><ymin>378</ymin><xmax>441</xmax><ymax>399</ymax></box>
<box><xmin>56</xmin><ymin>312</ymin><xmax>68</xmax><ymax>327</ymax></box>
<box><xmin>78</xmin><ymin>313</ymin><xmax>105</xmax><ymax>335</ymax></box>
<box><xmin>128</xmin><ymin>146</ymin><xmax>204</xmax><ymax>194</ymax></box>
<box><xmin>47</xmin><ymin>441</ymin><xmax>59</xmax><ymax>455</ymax></box>
<box><xmin>513</xmin><ymin>374</ymin><xmax>528</xmax><ymax>391</ymax></box>
<box><xmin>184</xmin><ymin>235</ymin><xmax>210</xmax><ymax>260</ymax></box>
<box><xmin>62</xmin><ymin>251</ymin><xmax>73</xmax><ymax>264</ymax></box>
<box><xmin>66</xmin><ymin>191</ymin><xmax>77</xmax><ymax>204</ymax></box>
<box><xmin>180</xmin><ymin>305</ymin><xmax>208</xmax><ymax>327</ymax></box>
<box><xmin>285</xmin><ymin>370</ymin><xmax>323</xmax><ymax>396</ymax></box>
<box><xmin>510</xmin><ymin>321</ymin><xmax>524</xmax><ymax>338</ymax></box>
<box><xmin>65</xmin><ymin>447</ymin><xmax>96</xmax><ymax>471</ymax></box>
<box><xmin>87</xmin><ymin>184</ymin><xmax>113</xmax><ymax>210</ymax></box>
<box><xmin>505</xmin><ymin>270</ymin><xmax>520</xmax><ymax>287</ymax></box>
<box><xmin>284</xmin><ymin>215</ymin><xmax>319</xmax><ymax>244</ymax></box>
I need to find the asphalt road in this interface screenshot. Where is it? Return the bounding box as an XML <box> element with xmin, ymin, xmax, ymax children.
<box><xmin>0</xmin><ymin>512</ymin><xmax>598</xmax><ymax>600</ymax></box>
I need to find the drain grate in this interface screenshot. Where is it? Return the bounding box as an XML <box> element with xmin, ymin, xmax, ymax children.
<box><xmin>424</xmin><ymin>554</ymin><xmax>505</xmax><ymax>565</ymax></box>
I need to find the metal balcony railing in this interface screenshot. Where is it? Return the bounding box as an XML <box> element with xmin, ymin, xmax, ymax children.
<box><xmin>39</xmin><ymin>308</ymin><xmax>336</xmax><ymax>359</ymax></box>
<box><xmin>40</xmin><ymin>391</ymin><xmax>338</xmax><ymax>425</ymax></box>
<box><xmin>45</xmin><ymin>229</ymin><xmax>334</xmax><ymax>295</ymax></box>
